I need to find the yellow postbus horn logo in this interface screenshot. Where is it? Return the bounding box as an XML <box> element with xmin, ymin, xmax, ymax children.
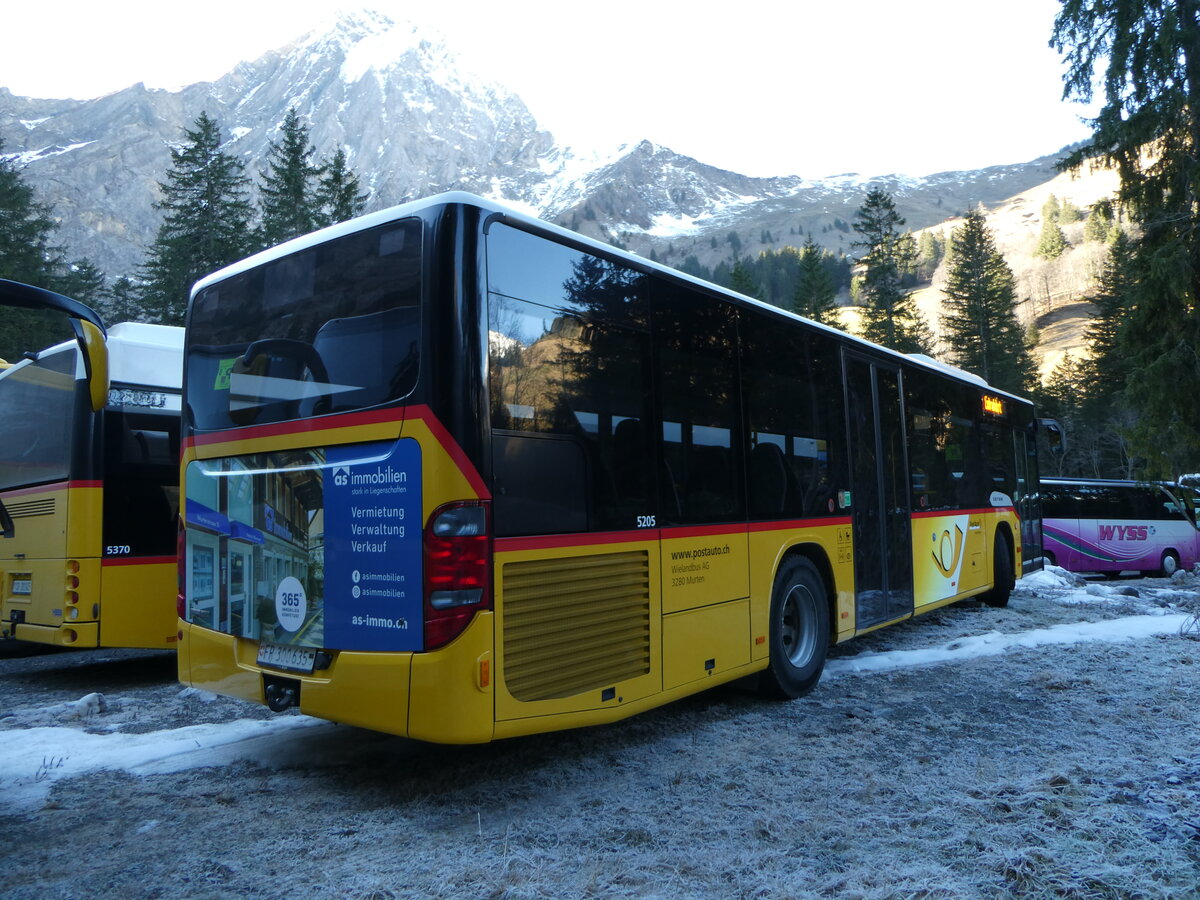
<box><xmin>932</xmin><ymin>525</ymin><xmax>966</xmax><ymax>577</ymax></box>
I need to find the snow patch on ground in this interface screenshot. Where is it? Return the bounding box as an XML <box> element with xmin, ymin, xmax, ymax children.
<box><xmin>825</xmin><ymin>613</ymin><xmax>1189</xmax><ymax>677</ymax></box>
<box><xmin>3</xmin><ymin>565</ymin><xmax>1197</xmax><ymax>813</ymax></box>
<box><xmin>1</xmin><ymin>716</ymin><xmax>328</xmax><ymax>811</ymax></box>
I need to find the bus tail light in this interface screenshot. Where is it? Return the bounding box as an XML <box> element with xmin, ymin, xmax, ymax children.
<box><xmin>423</xmin><ymin>501</ymin><xmax>491</xmax><ymax>650</ymax></box>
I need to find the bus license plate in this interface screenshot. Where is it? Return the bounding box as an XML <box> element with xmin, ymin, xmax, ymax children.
<box><xmin>11</xmin><ymin>578</ymin><xmax>32</xmax><ymax>596</ymax></box>
<box><xmin>257</xmin><ymin>643</ymin><xmax>316</xmax><ymax>674</ymax></box>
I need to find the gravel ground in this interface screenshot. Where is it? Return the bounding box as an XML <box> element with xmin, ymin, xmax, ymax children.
<box><xmin>1</xmin><ymin>569</ymin><xmax>1198</xmax><ymax>899</ymax></box>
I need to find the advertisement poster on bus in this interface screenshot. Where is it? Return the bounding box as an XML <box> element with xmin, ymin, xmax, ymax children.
<box><xmin>322</xmin><ymin>439</ymin><xmax>423</xmax><ymax>651</ymax></box>
<box><xmin>183</xmin><ymin>439</ymin><xmax>422</xmax><ymax>653</ymax></box>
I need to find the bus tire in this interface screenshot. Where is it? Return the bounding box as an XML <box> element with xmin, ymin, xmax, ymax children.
<box><xmin>758</xmin><ymin>557</ymin><xmax>829</xmax><ymax>700</ymax></box>
<box><xmin>982</xmin><ymin>534</ymin><xmax>1014</xmax><ymax>608</ymax></box>
<box><xmin>1160</xmin><ymin>550</ymin><xmax>1181</xmax><ymax>578</ymax></box>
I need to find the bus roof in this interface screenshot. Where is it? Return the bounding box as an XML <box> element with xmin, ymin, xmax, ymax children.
<box><xmin>4</xmin><ymin>322</ymin><xmax>183</xmax><ymax>392</ymax></box>
<box><xmin>191</xmin><ymin>191</ymin><xmax>1031</xmax><ymax>406</ymax></box>
<box><xmin>1043</xmin><ymin>478</ymin><xmax>1160</xmax><ymax>485</ymax></box>
<box><xmin>106</xmin><ymin>322</ymin><xmax>184</xmax><ymax>390</ymax></box>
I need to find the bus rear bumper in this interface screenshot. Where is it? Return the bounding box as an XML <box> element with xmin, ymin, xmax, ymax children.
<box><xmin>5</xmin><ymin>620</ymin><xmax>99</xmax><ymax>647</ymax></box>
<box><xmin>178</xmin><ymin>611</ymin><xmax>496</xmax><ymax>743</ymax></box>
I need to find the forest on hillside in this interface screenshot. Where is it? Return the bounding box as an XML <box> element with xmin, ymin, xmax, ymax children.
<box><xmin>2</xmin><ymin>2</ymin><xmax>1199</xmax><ymax>480</ymax></box>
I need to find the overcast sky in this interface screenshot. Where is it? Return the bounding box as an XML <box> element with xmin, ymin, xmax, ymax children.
<box><xmin>4</xmin><ymin>0</ymin><xmax>1096</xmax><ymax>178</ymax></box>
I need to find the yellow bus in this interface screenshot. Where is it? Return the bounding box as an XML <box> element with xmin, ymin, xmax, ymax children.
<box><xmin>177</xmin><ymin>192</ymin><xmax>1049</xmax><ymax>742</ymax></box>
<box><xmin>0</xmin><ymin>280</ymin><xmax>183</xmax><ymax>649</ymax></box>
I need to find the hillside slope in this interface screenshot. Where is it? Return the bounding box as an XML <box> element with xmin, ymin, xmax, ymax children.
<box><xmin>913</xmin><ymin>162</ymin><xmax>1122</xmax><ymax>379</ymax></box>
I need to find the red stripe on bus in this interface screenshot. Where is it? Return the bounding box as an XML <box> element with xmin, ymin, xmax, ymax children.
<box><xmin>659</xmin><ymin>522</ymin><xmax>750</xmax><ymax>540</ymax></box>
<box><xmin>413</xmin><ymin>406</ymin><xmax>491</xmax><ymax>500</ymax></box>
<box><xmin>749</xmin><ymin>516</ymin><xmax>852</xmax><ymax>532</ymax></box>
<box><xmin>1</xmin><ymin>481</ymin><xmax>67</xmax><ymax>498</ymax></box>
<box><xmin>1</xmin><ymin>480</ymin><xmax>104</xmax><ymax>497</ymax></box>
<box><xmin>496</xmin><ymin>530</ymin><xmax>655</xmax><ymax>553</ymax></box>
<box><xmin>184</xmin><ymin>404</ymin><xmax>490</xmax><ymax>500</ymax></box>
<box><xmin>102</xmin><ymin>555</ymin><xmax>175</xmax><ymax>567</ymax></box>
<box><xmin>497</xmin><ymin>517</ymin><xmax>854</xmax><ymax>553</ymax></box>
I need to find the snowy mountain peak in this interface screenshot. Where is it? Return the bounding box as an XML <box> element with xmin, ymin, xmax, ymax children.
<box><xmin>296</xmin><ymin>7</ymin><xmax>401</xmax><ymax>51</ymax></box>
<box><xmin>327</xmin><ymin>13</ymin><xmax>450</xmax><ymax>84</ymax></box>
<box><xmin>0</xmin><ymin>11</ymin><xmax>1070</xmax><ymax>284</ymax></box>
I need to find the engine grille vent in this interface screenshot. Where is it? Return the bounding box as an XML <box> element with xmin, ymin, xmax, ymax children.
<box><xmin>5</xmin><ymin>498</ymin><xmax>56</xmax><ymax>518</ymax></box>
<box><xmin>502</xmin><ymin>549</ymin><xmax>651</xmax><ymax>702</ymax></box>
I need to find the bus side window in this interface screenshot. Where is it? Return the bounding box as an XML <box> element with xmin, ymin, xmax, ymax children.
<box><xmin>486</xmin><ymin>245</ymin><xmax>654</xmax><ymax>536</ymax></box>
<box><xmin>652</xmin><ymin>286</ymin><xmax>743</xmax><ymax>526</ymax></box>
<box><xmin>491</xmin><ymin>433</ymin><xmax>588</xmax><ymax>536</ymax></box>
<box><xmin>739</xmin><ymin>310</ymin><xmax>844</xmax><ymax>520</ymax></box>
<box><xmin>905</xmin><ymin>370</ymin><xmax>983</xmax><ymax>511</ymax></box>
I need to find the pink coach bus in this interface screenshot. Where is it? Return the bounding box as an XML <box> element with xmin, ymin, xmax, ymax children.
<box><xmin>1041</xmin><ymin>478</ymin><xmax>1199</xmax><ymax>577</ymax></box>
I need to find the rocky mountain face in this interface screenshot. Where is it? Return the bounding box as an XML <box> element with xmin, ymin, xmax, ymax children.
<box><xmin>0</xmin><ymin>10</ymin><xmax>1072</xmax><ymax>281</ymax></box>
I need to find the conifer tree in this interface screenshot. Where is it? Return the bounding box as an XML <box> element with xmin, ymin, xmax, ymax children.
<box><xmin>1081</xmin><ymin>231</ymin><xmax>1137</xmax><ymax>406</ymax></box>
<box><xmin>1041</xmin><ymin>194</ymin><xmax>1061</xmax><ymax>223</ymax></box>
<box><xmin>916</xmin><ymin>229</ymin><xmax>944</xmax><ymax>281</ymax></box>
<box><xmin>1068</xmin><ymin>231</ymin><xmax>1141</xmax><ymax>476</ymax></box>
<box><xmin>55</xmin><ymin>259</ymin><xmax>106</xmax><ymax>308</ymax></box>
<box><xmin>729</xmin><ymin>258</ymin><xmax>759</xmax><ymax>298</ymax></box>
<box><xmin>0</xmin><ymin>137</ymin><xmax>97</xmax><ymax>358</ymax></box>
<box><xmin>1036</xmin><ymin>217</ymin><xmax>1069</xmax><ymax>259</ymax></box>
<box><xmin>1053</xmin><ymin>0</ymin><xmax>1200</xmax><ymax>474</ymax></box>
<box><xmin>851</xmin><ymin>188</ymin><xmax>932</xmax><ymax>353</ymax></box>
<box><xmin>940</xmin><ymin>209</ymin><xmax>1036</xmax><ymax>393</ymax></box>
<box><xmin>793</xmin><ymin>237</ymin><xmax>839</xmax><ymax>325</ymax></box>
<box><xmin>139</xmin><ymin>112</ymin><xmax>253</xmax><ymax>325</ymax></box>
<box><xmin>258</xmin><ymin>108</ymin><xmax>321</xmax><ymax>247</ymax></box>
<box><xmin>1084</xmin><ymin>197</ymin><xmax>1116</xmax><ymax>242</ymax></box>
<box><xmin>101</xmin><ymin>275</ymin><xmax>140</xmax><ymax>323</ymax></box>
<box><xmin>1036</xmin><ymin>352</ymin><xmax>1089</xmax><ymax>475</ymax></box>
<box><xmin>314</xmin><ymin>147</ymin><xmax>369</xmax><ymax>227</ymax></box>
<box><xmin>0</xmin><ymin>137</ymin><xmax>64</xmax><ymax>286</ymax></box>
<box><xmin>1059</xmin><ymin>198</ymin><xmax>1083</xmax><ymax>224</ymax></box>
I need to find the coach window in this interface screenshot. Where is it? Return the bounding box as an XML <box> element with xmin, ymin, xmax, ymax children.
<box><xmin>740</xmin><ymin>314</ymin><xmax>844</xmax><ymax>519</ymax></box>
<box><xmin>652</xmin><ymin>283</ymin><xmax>744</xmax><ymax>525</ymax></box>
<box><xmin>487</xmin><ymin>228</ymin><xmax>653</xmax><ymax>536</ymax></box>
<box><xmin>982</xmin><ymin>424</ymin><xmax>1017</xmax><ymax>499</ymax></box>
<box><xmin>906</xmin><ymin>369</ymin><xmax>974</xmax><ymax>511</ymax></box>
<box><xmin>487</xmin><ymin>223</ymin><xmax>647</xmax><ymax>329</ymax></box>
<box><xmin>0</xmin><ymin>349</ymin><xmax>76</xmax><ymax>491</ymax></box>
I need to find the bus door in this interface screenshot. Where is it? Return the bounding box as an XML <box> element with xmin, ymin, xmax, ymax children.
<box><xmin>844</xmin><ymin>354</ymin><xmax>913</xmax><ymax>628</ymax></box>
<box><xmin>1015</xmin><ymin>428</ymin><xmax>1042</xmax><ymax>573</ymax></box>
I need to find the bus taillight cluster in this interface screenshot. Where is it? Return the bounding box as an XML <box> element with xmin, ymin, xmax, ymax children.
<box><xmin>423</xmin><ymin>501</ymin><xmax>492</xmax><ymax>649</ymax></box>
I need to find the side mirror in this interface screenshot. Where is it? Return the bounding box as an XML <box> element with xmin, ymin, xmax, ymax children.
<box><xmin>76</xmin><ymin>318</ymin><xmax>110</xmax><ymax>412</ymax></box>
<box><xmin>1036</xmin><ymin>418</ymin><xmax>1065</xmax><ymax>455</ymax></box>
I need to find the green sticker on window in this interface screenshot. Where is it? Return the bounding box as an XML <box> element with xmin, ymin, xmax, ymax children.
<box><xmin>214</xmin><ymin>358</ymin><xmax>236</xmax><ymax>391</ymax></box>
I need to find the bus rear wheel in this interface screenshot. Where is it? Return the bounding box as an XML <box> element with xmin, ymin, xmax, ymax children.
<box><xmin>982</xmin><ymin>534</ymin><xmax>1014</xmax><ymax>608</ymax></box>
<box><xmin>758</xmin><ymin>557</ymin><xmax>829</xmax><ymax>700</ymax></box>
<box><xmin>1160</xmin><ymin>551</ymin><xmax>1181</xmax><ymax>578</ymax></box>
